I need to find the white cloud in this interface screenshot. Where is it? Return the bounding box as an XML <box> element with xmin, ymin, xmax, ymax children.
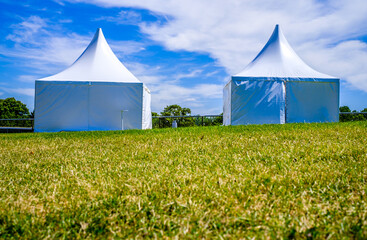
<box><xmin>1</xmin><ymin>15</ymin><xmax>146</xmax><ymax>76</ymax></box>
<box><xmin>94</xmin><ymin>10</ymin><xmax>142</xmax><ymax>25</ymax></box>
<box><xmin>63</xmin><ymin>0</ymin><xmax>367</xmax><ymax>92</ymax></box>
<box><xmin>175</xmin><ymin>69</ymin><xmax>203</xmax><ymax>81</ymax></box>
<box><xmin>5</xmin><ymin>0</ymin><xmax>367</xmax><ymax>113</ymax></box>
<box><xmin>123</xmin><ymin>61</ymin><xmax>222</xmax><ymax>114</ymax></box>
<box><xmin>149</xmin><ymin>83</ymin><xmax>223</xmax><ymax>114</ymax></box>
<box><xmin>109</xmin><ymin>40</ymin><xmax>146</xmax><ymax>58</ymax></box>
<box><xmin>17</xmin><ymin>75</ymin><xmax>40</xmax><ymax>83</ymax></box>
<box><xmin>0</xmin><ymin>87</ymin><xmax>34</xmax><ymax>97</ymax></box>
<box><xmin>6</xmin><ymin>16</ymin><xmax>47</xmax><ymax>44</ymax></box>
<box><xmin>300</xmin><ymin>40</ymin><xmax>367</xmax><ymax>92</ymax></box>
<box><xmin>3</xmin><ymin>15</ymin><xmax>222</xmax><ymax>113</ymax></box>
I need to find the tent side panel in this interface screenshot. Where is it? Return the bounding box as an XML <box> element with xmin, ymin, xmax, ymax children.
<box><xmin>88</xmin><ymin>83</ymin><xmax>143</xmax><ymax>130</ymax></box>
<box><xmin>223</xmin><ymin>81</ymin><xmax>231</xmax><ymax>126</ymax></box>
<box><xmin>34</xmin><ymin>81</ymin><xmax>89</xmax><ymax>132</ymax></box>
<box><xmin>142</xmin><ymin>86</ymin><xmax>152</xmax><ymax>129</ymax></box>
<box><xmin>286</xmin><ymin>81</ymin><xmax>339</xmax><ymax>123</ymax></box>
<box><xmin>231</xmin><ymin>79</ymin><xmax>285</xmax><ymax>125</ymax></box>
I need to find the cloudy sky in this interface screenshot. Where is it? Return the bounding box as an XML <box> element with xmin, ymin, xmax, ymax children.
<box><xmin>1</xmin><ymin>0</ymin><xmax>367</xmax><ymax>114</ymax></box>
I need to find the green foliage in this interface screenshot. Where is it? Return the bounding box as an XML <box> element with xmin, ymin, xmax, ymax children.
<box><xmin>194</xmin><ymin>114</ymin><xmax>223</xmax><ymax>126</ymax></box>
<box><xmin>339</xmin><ymin>105</ymin><xmax>351</xmax><ymax>113</ymax></box>
<box><xmin>339</xmin><ymin>106</ymin><xmax>367</xmax><ymax>122</ymax></box>
<box><xmin>152</xmin><ymin>112</ymin><xmax>160</xmax><ymax>129</ymax></box>
<box><xmin>0</xmin><ymin>122</ymin><xmax>366</xmax><ymax>238</ymax></box>
<box><xmin>161</xmin><ymin>104</ymin><xmax>191</xmax><ymax>117</ymax></box>
<box><xmin>160</xmin><ymin>104</ymin><xmax>195</xmax><ymax>128</ymax></box>
<box><xmin>154</xmin><ymin>105</ymin><xmax>222</xmax><ymax>128</ymax></box>
<box><xmin>205</xmin><ymin>113</ymin><xmax>223</xmax><ymax>126</ymax></box>
<box><xmin>0</xmin><ymin>97</ymin><xmax>30</xmax><ymax>118</ymax></box>
<box><xmin>0</xmin><ymin>97</ymin><xmax>32</xmax><ymax>127</ymax></box>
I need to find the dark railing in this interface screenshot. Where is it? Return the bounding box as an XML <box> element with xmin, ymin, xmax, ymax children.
<box><xmin>0</xmin><ymin>118</ymin><xmax>34</xmax><ymax>133</ymax></box>
<box><xmin>339</xmin><ymin>112</ymin><xmax>367</xmax><ymax>122</ymax></box>
<box><xmin>339</xmin><ymin>112</ymin><xmax>367</xmax><ymax>115</ymax></box>
<box><xmin>0</xmin><ymin>118</ymin><xmax>34</xmax><ymax>121</ymax></box>
<box><xmin>0</xmin><ymin>112</ymin><xmax>365</xmax><ymax>132</ymax></box>
<box><xmin>153</xmin><ymin>112</ymin><xmax>367</xmax><ymax>128</ymax></box>
<box><xmin>152</xmin><ymin>115</ymin><xmax>223</xmax><ymax>128</ymax></box>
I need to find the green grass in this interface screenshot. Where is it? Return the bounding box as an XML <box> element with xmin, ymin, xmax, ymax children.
<box><xmin>0</xmin><ymin>122</ymin><xmax>366</xmax><ymax>239</ymax></box>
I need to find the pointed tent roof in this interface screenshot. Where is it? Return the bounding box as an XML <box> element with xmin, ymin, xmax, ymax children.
<box><xmin>39</xmin><ymin>28</ymin><xmax>140</xmax><ymax>83</ymax></box>
<box><xmin>235</xmin><ymin>25</ymin><xmax>335</xmax><ymax>79</ymax></box>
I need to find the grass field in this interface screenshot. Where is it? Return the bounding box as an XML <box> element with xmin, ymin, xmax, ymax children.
<box><xmin>0</xmin><ymin>122</ymin><xmax>366</xmax><ymax>239</ymax></box>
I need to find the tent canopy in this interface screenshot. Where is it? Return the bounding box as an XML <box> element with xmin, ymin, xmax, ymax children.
<box><xmin>224</xmin><ymin>25</ymin><xmax>339</xmax><ymax>126</ymax></box>
<box><xmin>35</xmin><ymin>28</ymin><xmax>151</xmax><ymax>132</ymax></box>
<box><xmin>40</xmin><ymin>28</ymin><xmax>140</xmax><ymax>83</ymax></box>
<box><xmin>234</xmin><ymin>24</ymin><xmax>336</xmax><ymax>80</ymax></box>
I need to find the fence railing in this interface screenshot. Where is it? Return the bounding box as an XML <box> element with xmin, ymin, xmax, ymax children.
<box><xmin>0</xmin><ymin>118</ymin><xmax>34</xmax><ymax>133</ymax></box>
<box><xmin>152</xmin><ymin>115</ymin><xmax>223</xmax><ymax>128</ymax></box>
<box><xmin>0</xmin><ymin>112</ymin><xmax>365</xmax><ymax>132</ymax></box>
<box><xmin>339</xmin><ymin>112</ymin><xmax>367</xmax><ymax>122</ymax></box>
<box><xmin>339</xmin><ymin>112</ymin><xmax>367</xmax><ymax>115</ymax></box>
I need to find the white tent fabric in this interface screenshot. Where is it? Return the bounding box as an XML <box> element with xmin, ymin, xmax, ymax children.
<box><xmin>34</xmin><ymin>28</ymin><xmax>152</xmax><ymax>132</ymax></box>
<box><xmin>223</xmin><ymin>25</ymin><xmax>339</xmax><ymax>125</ymax></box>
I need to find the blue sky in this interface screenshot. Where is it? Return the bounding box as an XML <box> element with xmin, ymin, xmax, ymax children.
<box><xmin>0</xmin><ymin>0</ymin><xmax>367</xmax><ymax>114</ymax></box>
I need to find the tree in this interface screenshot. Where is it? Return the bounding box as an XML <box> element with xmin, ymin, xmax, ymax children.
<box><xmin>0</xmin><ymin>97</ymin><xmax>32</xmax><ymax>127</ymax></box>
<box><xmin>210</xmin><ymin>113</ymin><xmax>223</xmax><ymax>126</ymax></box>
<box><xmin>361</xmin><ymin>108</ymin><xmax>367</xmax><ymax>121</ymax></box>
<box><xmin>339</xmin><ymin>106</ymin><xmax>351</xmax><ymax>113</ymax></box>
<box><xmin>160</xmin><ymin>104</ymin><xmax>195</xmax><ymax>128</ymax></box>
<box><xmin>151</xmin><ymin>112</ymin><xmax>160</xmax><ymax>128</ymax></box>
<box><xmin>161</xmin><ymin>104</ymin><xmax>191</xmax><ymax>117</ymax></box>
<box><xmin>339</xmin><ymin>105</ymin><xmax>365</xmax><ymax>122</ymax></box>
<box><xmin>196</xmin><ymin>113</ymin><xmax>223</xmax><ymax>126</ymax></box>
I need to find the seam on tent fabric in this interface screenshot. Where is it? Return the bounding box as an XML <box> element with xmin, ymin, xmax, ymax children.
<box><xmin>34</xmin><ymin>81</ymin><xmax>38</xmax><ymax>131</ymax></box>
<box><xmin>143</xmin><ymin>84</ymin><xmax>150</xmax><ymax>93</ymax></box>
<box><xmin>232</xmin><ymin>77</ymin><xmax>339</xmax><ymax>83</ymax></box>
<box><xmin>337</xmin><ymin>83</ymin><xmax>340</xmax><ymax>122</ymax></box>
<box><xmin>142</xmin><ymin>86</ymin><xmax>144</xmax><ymax>128</ymax></box>
<box><xmin>284</xmin><ymin>81</ymin><xmax>287</xmax><ymax>124</ymax></box>
<box><xmin>224</xmin><ymin>78</ymin><xmax>232</xmax><ymax>87</ymax></box>
<box><xmin>229</xmin><ymin>81</ymin><xmax>233</xmax><ymax>125</ymax></box>
<box><xmin>35</xmin><ymin>81</ymin><xmax>143</xmax><ymax>87</ymax></box>
<box><xmin>88</xmin><ymin>82</ymin><xmax>90</xmax><ymax>130</ymax></box>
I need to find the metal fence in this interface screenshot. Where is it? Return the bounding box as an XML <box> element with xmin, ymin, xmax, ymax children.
<box><xmin>0</xmin><ymin>112</ymin><xmax>365</xmax><ymax>133</ymax></box>
<box><xmin>339</xmin><ymin>112</ymin><xmax>367</xmax><ymax>122</ymax></box>
<box><xmin>152</xmin><ymin>115</ymin><xmax>223</xmax><ymax>128</ymax></box>
<box><xmin>339</xmin><ymin>112</ymin><xmax>367</xmax><ymax>115</ymax></box>
<box><xmin>0</xmin><ymin>118</ymin><xmax>34</xmax><ymax>133</ymax></box>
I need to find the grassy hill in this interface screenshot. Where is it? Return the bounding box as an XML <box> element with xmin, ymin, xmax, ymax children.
<box><xmin>0</xmin><ymin>122</ymin><xmax>366</xmax><ymax>238</ymax></box>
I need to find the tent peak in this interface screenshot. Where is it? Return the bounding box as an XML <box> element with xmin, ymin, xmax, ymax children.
<box><xmin>39</xmin><ymin>28</ymin><xmax>140</xmax><ymax>83</ymax></box>
<box><xmin>234</xmin><ymin>25</ymin><xmax>336</xmax><ymax>79</ymax></box>
<box><xmin>95</xmin><ymin>28</ymin><xmax>103</xmax><ymax>35</ymax></box>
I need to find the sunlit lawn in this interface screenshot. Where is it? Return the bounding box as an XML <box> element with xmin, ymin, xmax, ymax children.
<box><xmin>0</xmin><ymin>122</ymin><xmax>366</xmax><ymax>238</ymax></box>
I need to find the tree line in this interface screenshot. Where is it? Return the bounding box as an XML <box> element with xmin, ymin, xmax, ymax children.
<box><xmin>152</xmin><ymin>104</ymin><xmax>222</xmax><ymax>128</ymax></box>
<box><xmin>0</xmin><ymin>98</ymin><xmax>33</xmax><ymax>127</ymax></box>
<box><xmin>339</xmin><ymin>106</ymin><xmax>367</xmax><ymax>122</ymax></box>
<box><xmin>0</xmin><ymin>98</ymin><xmax>366</xmax><ymax>128</ymax></box>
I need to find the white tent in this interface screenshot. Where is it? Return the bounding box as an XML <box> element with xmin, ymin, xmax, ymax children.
<box><xmin>34</xmin><ymin>28</ymin><xmax>152</xmax><ymax>132</ymax></box>
<box><xmin>223</xmin><ymin>25</ymin><xmax>339</xmax><ymax>125</ymax></box>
